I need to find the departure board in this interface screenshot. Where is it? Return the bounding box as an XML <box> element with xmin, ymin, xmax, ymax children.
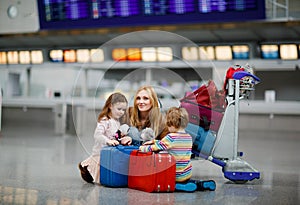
<box><xmin>38</xmin><ymin>0</ymin><xmax>265</xmax><ymax>30</ymax></box>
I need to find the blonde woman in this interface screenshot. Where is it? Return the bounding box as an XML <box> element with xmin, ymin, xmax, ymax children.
<box><xmin>126</xmin><ymin>85</ymin><xmax>168</xmax><ymax>145</ymax></box>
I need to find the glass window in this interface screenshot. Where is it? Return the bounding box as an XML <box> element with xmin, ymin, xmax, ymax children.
<box><xmin>49</xmin><ymin>50</ymin><xmax>63</xmax><ymax>62</ymax></box>
<box><xmin>280</xmin><ymin>44</ymin><xmax>298</xmax><ymax>60</ymax></box>
<box><xmin>182</xmin><ymin>47</ymin><xmax>198</xmax><ymax>61</ymax></box>
<box><xmin>232</xmin><ymin>45</ymin><xmax>249</xmax><ymax>59</ymax></box>
<box><xmin>31</xmin><ymin>50</ymin><xmax>43</xmax><ymax>64</ymax></box>
<box><xmin>261</xmin><ymin>45</ymin><xmax>279</xmax><ymax>59</ymax></box>
<box><xmin>199</xmin><ymin>46</ymin><xmax>215</xmax><ymax>60</ymax></box>
<box><xmin>215</xmin><ymin>46</ymin><xmax>232</xmax><ymax>60</ymax></box>
<box><xmin>112</xmin><ymin>48</ymin><xmax>127</xmax><ymax>61</ymax></box>
<box><xmin>127</xmin><ymin>48</ymin><xmax>141</xmax><ymax>61</ymax></box>
<box><xmin>63</xmin><ymin>49</ymin><xmax>76</xmax><ymax>63</ymax></box>
<box><xmin>90</xmin><ymin>49</ymin><xmax>104</xmax><ymax>62</ymax></box>
<box><xmin>7</xmin><ymin>51</ymin><xmax>19</xmax><ymax>64</ymax></box>
<box><xmin>0</xmin><ymin>52</ymin><xmax>7</xmax><ymax>64</ymax></box>
<box><xmin>76</xmin><ymin>49</ymin><xmax>90</xmax><ymax>63</ymax></box>
<box><xmin>19</xmin><ymin>51</ymin><xmax>31</xmax><ymax>64</ymax></box>
<box><xmin>157</xmin><ymin>47</ymin><xmax>172</xmax><ymax>61</ymax></box>
<box><xmin>141</xmin><ymin>47</ymin><xmax>156</xmax><ymax>62</ymax></box>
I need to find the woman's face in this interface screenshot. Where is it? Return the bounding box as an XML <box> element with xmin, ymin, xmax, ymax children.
<box><xmin>136</xmin><ymin>90</ymin><xmax>152</xmax><ymax>112</ymax></box>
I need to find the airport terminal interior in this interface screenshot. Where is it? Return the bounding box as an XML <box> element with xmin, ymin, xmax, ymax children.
<box><xmin>0</xmin><ymin>1</ymin><xmax>300</xmax><ymax>204</ymax></box>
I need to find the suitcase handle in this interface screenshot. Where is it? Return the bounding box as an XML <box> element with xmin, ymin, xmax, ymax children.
<box><xmin>132</xmin><ymin>150</ymin><xmax>153</xmax><ymax>156</ymax></box>
<box><xmin>116</xmin><ymin>145</ymin><xmax>139</xmax><ymax>151</ymax></box>
<box><xmin>130</xmin><ymin>150</ymin><xmax>154</xmax><ymax>167</ymax></box>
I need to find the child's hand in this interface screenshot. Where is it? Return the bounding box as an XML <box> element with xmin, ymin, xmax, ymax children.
<box><xmin>120</xmin><ymin>136</ymin><xmax>132</xmax><ymax>145</ymax></box>
<box><xmin>107</xmin><ymin>139</ymin><xmax>120</xmax><ymax>146</ymax></box>
<box><xmin>143</xmin><ymin>140</ymin><xmax>154</xmax><ymax>145</ymax></box>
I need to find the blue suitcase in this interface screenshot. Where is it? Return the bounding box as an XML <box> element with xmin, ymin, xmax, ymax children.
<box><xmin>185</xmin><ymin>123</ymin><xmax>216</xmax><ymax>156</ymax></box>
<box><xmin>100</xmin><ymin>145</ymin><xmax>139</xmax><ymax>187</ymax></box>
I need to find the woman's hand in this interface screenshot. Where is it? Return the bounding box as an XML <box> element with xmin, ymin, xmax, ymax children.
<box><xmin>107</xmin><ymin>139</ymin><xmax>120</xmax><ymax>146</ymax></box>
<box><xmin>120</xmin><ymin>136</ymin><xmax>132</xmax><ymax>145</ymax></box>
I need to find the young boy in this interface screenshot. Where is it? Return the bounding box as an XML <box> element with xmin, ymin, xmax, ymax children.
<box><xmin>139</xmin><ymin>107</ymin><xmax>216</xmax><ymax>192</ymax></box>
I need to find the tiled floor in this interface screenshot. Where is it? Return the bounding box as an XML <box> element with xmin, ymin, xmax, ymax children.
<box><xmin>0</xmin><ymin>123</ymin><xmax>299</xmax><ymax>205</ymax></box>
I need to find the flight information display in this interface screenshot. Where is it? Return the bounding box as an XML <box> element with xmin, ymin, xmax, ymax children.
<box><xmin>38</xmin><ymin>0</ymin><xmax>265</xmax><ymax>30</ymax></box>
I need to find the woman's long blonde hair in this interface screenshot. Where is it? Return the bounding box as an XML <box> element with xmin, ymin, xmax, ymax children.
<box><xmin>149</xmin><ymin>107</ymin><xmax>166</xmax><ymax>138</ymax></box>
<box><xmin>130</xmin><ymin>85</ymin><xmax>161</xmax><ymax>135</ymax></box>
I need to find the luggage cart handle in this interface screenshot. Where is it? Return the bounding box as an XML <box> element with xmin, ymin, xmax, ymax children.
<box><xmin>232</xmin><ymin>71</ymin><xmax>260</xmax><ymax>82</ymax></box>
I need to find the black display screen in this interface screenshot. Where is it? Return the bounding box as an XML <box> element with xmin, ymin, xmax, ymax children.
<box><xmin>38</xmin><ymin>0</ymin><xmax>265</xmax><ymax>30</ymax></box>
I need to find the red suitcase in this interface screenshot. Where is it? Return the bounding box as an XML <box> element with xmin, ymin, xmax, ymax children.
<box><xmin>128</xmin><ymin>150</ymin><xmax>176</xmax><ymax>193</ymax></box>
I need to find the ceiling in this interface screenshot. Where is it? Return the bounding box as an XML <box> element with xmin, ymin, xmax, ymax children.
<box><xmin>1</xmin><ymin>19</ymin><xmax>300</xmax><ymax>49</ymax></box>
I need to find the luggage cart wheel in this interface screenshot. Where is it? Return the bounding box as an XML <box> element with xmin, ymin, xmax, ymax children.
<box><xmin>223</xmin><ymin>170</ymin><xmax>260</xmax><ymax>184</ymax></box>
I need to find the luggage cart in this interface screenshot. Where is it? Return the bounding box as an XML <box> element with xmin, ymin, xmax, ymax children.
<box><xmin>188</xmin><ymin>71</ymin><xmax>261</xmax><ymax>184</ymax></box>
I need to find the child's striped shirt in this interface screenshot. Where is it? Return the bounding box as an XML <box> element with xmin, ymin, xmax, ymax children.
<box><xmin>139</xmin><ymin>132</ymin><xmax>193</xmax><ymax>182</ymax></box>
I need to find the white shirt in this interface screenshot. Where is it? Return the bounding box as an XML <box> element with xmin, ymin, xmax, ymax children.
<box><xmin>91</xmin><ymin>117</ymin><xmax>120</xmax><ymax>156</ymax></box>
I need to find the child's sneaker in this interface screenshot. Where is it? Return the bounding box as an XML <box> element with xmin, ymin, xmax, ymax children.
<box><xmin>175</xmin><ymin>182</ymin><xmax>197</xmax><ymax>193</ymax></box>
<box><xmin>196</xmin><ymin>180</ymin><xmax>216</xmax><ymax>191</ymax></box>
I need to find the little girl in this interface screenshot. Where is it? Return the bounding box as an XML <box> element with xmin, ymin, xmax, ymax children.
<box><xmin>140</xmin><ymin>107</ymin><xmax>216</xmax><ymax>192</ymax></box>
<box><xmin>78</xmin><ymin>92</ymin><xmax>132</xmax><ymax>184</ymax></box>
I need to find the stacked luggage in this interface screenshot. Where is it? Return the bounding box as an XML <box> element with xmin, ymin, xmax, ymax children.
<box><xmin>100</xmin><ymin>145</ymin><xmax>176</xmax><ymax>193</ymax></box>
<box><xmin>181</xmin><ymin>65</ymin><xmax>260</xmax><ymax>157</ymax></box>
<box><xmin>180</xmin><ymin>80</ymin><xmax>225</xmax><ymax>157</ymax></box>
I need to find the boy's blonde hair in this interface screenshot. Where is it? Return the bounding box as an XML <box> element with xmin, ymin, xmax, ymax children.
<box><xmin>166</xmin><ymin>107</ymin><xmax>189</xmax><ymax>129</ymax></box>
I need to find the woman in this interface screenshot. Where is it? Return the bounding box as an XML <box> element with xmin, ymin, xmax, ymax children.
<box><xmin>125</xmin><ymin>85</ymin><xmax>169</xmax><ymax>145</ymax></box>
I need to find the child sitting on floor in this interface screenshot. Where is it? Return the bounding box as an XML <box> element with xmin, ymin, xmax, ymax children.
<box><xmin>139</xmin><ymin>107</ymin><xmax>216</xmax><ymax>192</ymax></box>
<box><xmin>78</xmin><ymin>92</ymin><xmax>132</xmax><ymax>184</ymax></box>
